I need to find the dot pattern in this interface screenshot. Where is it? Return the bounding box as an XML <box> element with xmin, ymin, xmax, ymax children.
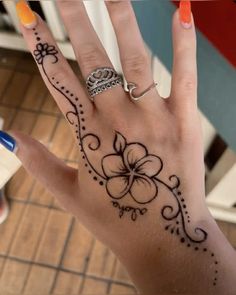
<box><xmin>32</xmin><ymin>29</ymin><xmax>105</xmax><ymax>186</ymax></box>
<box><xmin>33</xmin><ymin>27</ymin><xmax>218</xmax><ymax>286</ymax></box>
<box><xmin>164</xmin><ymin>189</ymin><xmax>219</xmax><ymax>286</ymax></box>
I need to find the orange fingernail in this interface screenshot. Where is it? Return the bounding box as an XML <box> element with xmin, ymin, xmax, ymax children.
<box><xmin>179</xmin><ymin>0</ymin><xmax>192</xmax><ymax>29</ymax></box>
<box><xmin>16</xmin><ymin>0</ymin><xmax>37</xmax><ymax>29</ymax></box>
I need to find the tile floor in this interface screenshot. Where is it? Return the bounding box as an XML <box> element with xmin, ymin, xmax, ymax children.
<box><xmin>0</xmin><ymin>48</ymin><xmax>136</xmax><ymax>294</ymax></box>
<box><xmin>0</xmin><ymin>48</ymin><xmax>235</xmax><ymax>294</ymax></box>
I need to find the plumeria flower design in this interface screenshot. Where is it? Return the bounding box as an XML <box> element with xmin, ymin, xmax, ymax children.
<box><xmin>33</xmin><ymin>43</ymin><xmax>58</xmax><ymax>65</ymax></box>
<box><xmin>102</xmin><ymin>132</ymin><xmax>163</xmax><ymax>204</ymax></box>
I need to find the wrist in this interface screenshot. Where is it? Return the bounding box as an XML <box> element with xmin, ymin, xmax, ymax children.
<box><xmin>119</xmin><ymin>209</ymin><xmax>236</xmax><ymax>294</ymax></box>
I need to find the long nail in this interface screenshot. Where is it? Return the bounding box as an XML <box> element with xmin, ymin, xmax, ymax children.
<box><xmin>0</xmin><ymin>131</ymin><xmax>17</xmax><ymax>153</ymax></box>
<box><xmin>179</xmin><ymin>0</ymin><xmax>192</xmax><ymax>29</ymax></box>
<box><xmin>16</xmin><ymin>0</ymin><xmax>37</xmax><ymax>29</ymax></box>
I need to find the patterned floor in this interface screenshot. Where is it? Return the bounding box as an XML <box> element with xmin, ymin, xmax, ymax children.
<box><xmin>0</xmin><ymin>48</ymin><xmax>235</xmax><ymax>294</ymax></box>
<box><xmin>0</xmin><ymin>48</ymin><xmax>136</xmax><ymax>294</ymax></box>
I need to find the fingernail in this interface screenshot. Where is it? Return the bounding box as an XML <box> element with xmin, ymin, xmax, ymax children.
<box><xmin>179</xmin><ymin>0</ymin><xmax>192</xmax><ymax>29</ymax></box>
<box><xmin>0</xmin><ymin>131</ymin><xmax>17</xmax><ymax>153</ymax></box>
<box><xmin>16</xmin><ymin>0</ymin><xmax>37</xmax><ymax>29</ymax></box>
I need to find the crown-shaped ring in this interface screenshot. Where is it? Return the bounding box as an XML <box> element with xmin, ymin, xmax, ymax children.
<box><xmin>86</xmin><ymin>67</ymin><xmax>123</xmax><ymax>100</ymax></box>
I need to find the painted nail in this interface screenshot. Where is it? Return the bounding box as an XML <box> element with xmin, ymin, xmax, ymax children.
<box><xmin>179</xmin><ymin>0</ymin><xmax>192</xmax><ymax>29</ymax></box>
<box><xmin>16</xmin><ymin>0</ymin><xmax>37</xmax><ymax>29</ymax></box>
<box><xmin>0</xmin><ymin>131</ymin><xmax>17</xmax><ymax>153</ymax></box>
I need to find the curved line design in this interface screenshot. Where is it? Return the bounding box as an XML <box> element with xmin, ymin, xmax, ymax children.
<box><xmin>81</xmin><ymin>133</ymin><xmax>106</xmax><ymax>180</ymax></box>
<box><xmin>154</xmin><ymin>177</ymin><xmax>207</xmax><ymax>244</ymax></box>
<box><xmin>40</xmin><ymin>51</ymin><xmax>105</xmax><ymax>180</ymax></box>
<box><xmin>32</xmin><ymin>30</ymin><xmax>218</xmax><ymax>287</ymax></box>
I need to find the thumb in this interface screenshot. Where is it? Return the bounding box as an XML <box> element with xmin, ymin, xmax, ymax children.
<box><xmin>0</xmin><ymin>130</ymin><xmax>78</xmax><ymax>207</ymax></box>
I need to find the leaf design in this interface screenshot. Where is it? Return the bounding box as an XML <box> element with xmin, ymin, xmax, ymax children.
<box><xmin>113</xmin><ymin>132</ymin><xmax>127</xmax><ymax>154</ymax></box>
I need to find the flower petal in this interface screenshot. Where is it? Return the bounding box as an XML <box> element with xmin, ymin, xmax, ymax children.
<box><xmin>43</xmin><ymin>43</ymin><xmax>48</xmax><ymax>50</ymax></box>
<box><xmin>49</xmin><ymin>50</ymin><xmax>58</xmax><ymax>55</ymax></box>
<box><xmin>33</xmin><ymin>50</ymin><xmax>40</xmax><ymax>56</ymax></box>
<box><xmin>135</xmin><ymin>155</ymin><xmax>163</xmax><ymax>177</ymax></box>
<box><xmin>106</xmin><ymin>176</ymin><xmax>131</xmax><ymax>199</ymax></box>
<box><xmin>102</xmin><ymin>154</ymin><xmax>127</xmax><ymax>178</ymax></box>
<box><xmin>37</xmin><ymin>43</ymin><xmax>43</xmax><ymax>51</ymax></box>
<box><xmin>130</xmin><ymin>175</ymin><xmax>157</xmax><ymax>204</ymax></box>
<box><xmin>36</xmin><ymin>57</ymin><xmax>43</xmax><ymax>64</ymax></box>
<box><xmin>123</xmin><ymin>143</ymin><xmax>147</xmax><ymax>170</ymax></box>
<box><xmin>47</xmin><ymin>46</ymin><xmax>58</xmax><ymax>54</ymax></box>
<box><xmin>47</xmin><ymin>45</ymin><xmax>55</xmax><ymax>51</ymax></box>
<box><xmin>35</xmin><ymin>54</ymin><xmax>42</xmax><ymax>59</ymax></box>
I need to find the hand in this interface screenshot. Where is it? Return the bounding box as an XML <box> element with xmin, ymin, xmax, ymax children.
<box><xmin>3</xmin><ymin>1</ymin><xmax>234</xmax><ymax>294</ymax></box>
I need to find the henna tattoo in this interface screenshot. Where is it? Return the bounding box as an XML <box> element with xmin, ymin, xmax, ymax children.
<box><xmin>34</xmin><ymin>43</ymin><xmax>58</xmax><ymax>64</ymax></box>
<box><xmin>102</xmin><ymin>132</ymin><xmax>162</xmax><ymax>204</ymax></box>
<box><xmin>32</xmin><ymin>29</ymin><xmax>218</xmax><ymax>287</ymax></box>
<box><xmin>32</xmin><ymin>31</ymin><xmax>105</xmax><ymax>183</ymax></box>
<box><xmin>112</xmin><ymin>201</ymin><xmax>147</xmax><ymax>221</ymax></box>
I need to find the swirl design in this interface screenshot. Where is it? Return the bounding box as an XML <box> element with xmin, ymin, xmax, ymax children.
<box><xmin>161</xmin><ymin>205</ymin><xmax>180</xmax><ymax>221</ymax></box>
<box><xmin>32</xmin><ymin>28</ymin><xmax>218</xmax><ymax>289</ymax></box>
<box><xmin>81</xmin><ymin>133</ymin><xmax>101</xmax><ymax>151</ymax></box>
<box><xmin>169</xmin><ymin>175</ymin><xmax>180</xmax><ymax>190</ymax></box>
<box><xmin>66</xmin><ymin>111</ymin><xmax>78</xmax><ymax>125</ymax></box>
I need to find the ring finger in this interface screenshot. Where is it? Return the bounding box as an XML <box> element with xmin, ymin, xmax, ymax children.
<box><xmin>105</xmin><ymin>1</ymin><xmax>161</xmax><ymax>108</ymax></box>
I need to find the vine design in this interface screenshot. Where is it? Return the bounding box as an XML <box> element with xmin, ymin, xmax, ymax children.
<box><xmin>31</xmin><ymin>28</ymin><xmax>218</xmax><ymax>287</ymax></box>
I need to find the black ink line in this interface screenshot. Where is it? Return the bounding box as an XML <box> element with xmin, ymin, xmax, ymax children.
<box><xmin>32</xmin><ymin>31</ymin><xmax>218</xmax><ymax>287</ymax></box>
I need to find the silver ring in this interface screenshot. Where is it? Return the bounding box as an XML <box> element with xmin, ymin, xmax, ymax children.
<box><xmin>86</xmin><ymin>67</ymin><xmax>123</xmax><ymax>101</ymax></box>
<box><xmin>126</xmin><ymin>82</ymin><xmax>158</xmax><ymax>101</ymax></box>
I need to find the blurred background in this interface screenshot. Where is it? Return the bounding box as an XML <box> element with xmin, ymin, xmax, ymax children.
<box><xmin>0</xmin><ymin>1</ymin><xmax>235</xmax><ymax>294</ymax></box>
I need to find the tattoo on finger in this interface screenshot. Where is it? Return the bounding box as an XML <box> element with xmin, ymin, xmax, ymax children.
<box><xmin>31</xmin><ymin>29</ymin><xmax>218</xmax><ymax>287</ymax></box>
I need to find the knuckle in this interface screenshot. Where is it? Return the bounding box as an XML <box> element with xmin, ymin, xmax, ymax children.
<box><xmin>58</xmin><ymin>1</ymin><xmax>77</xmax><ymax>16</ymax></box>
<box><xmin>123</xmin><ymin>53</ymin><xmax>150</xmax><ymax>77</ymax></box>
<box><xmin>107</xmin><ymin>2</ymin><xmax>131</xmax><ymax>24</ymax></box>
<box><xmin>109</xmin><ymin>111</ymin><xmax>129</xmax><ymax>131</ymax></box>
<box><xmin>112</xmin><ymin>8</ymin><xmax>131</xmax><ymax>25</ymax></box>
<box><xmin>79</xmin><ymin>45</ymin><xmax>104</xmax><ymax>71</ymax></box>
<box><xmin>175</xmin><ymin>45</ymin><xmax>194</xmax><ymax>57</ymax></box>
<box><xmin>178</xmin><ymin>74</ymin><xmax>197</xmax><ymax>93</ymax></box>
<box><xmin>58</xmin><ymin>1</ymin><xmax>70</xmax><ymax>9</ymax></box>
<box><xmin>115</xmin><ymin>119</ymin><xmax>129</xmax><ymax>132</ymax></box>
<box><xmin>46</xmin><ymin>66</ymin><xmax>70</xmax><ymax>85</ymax></box>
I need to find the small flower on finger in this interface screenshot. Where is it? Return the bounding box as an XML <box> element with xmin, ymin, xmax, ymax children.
<box><xmin>33</xmin><ymin>43</ymin><xmax>58</xmax><ymax>64</ymax></box>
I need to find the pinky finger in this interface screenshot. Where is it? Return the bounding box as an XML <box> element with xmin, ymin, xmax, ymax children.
<box><xmin>170</xmin><ymin>1</ymin><xmax>198</xmax><ymax>112</ymax></box>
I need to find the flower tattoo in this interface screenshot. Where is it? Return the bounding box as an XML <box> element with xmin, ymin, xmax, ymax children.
<box><xmin>33</xmin><ymin>43</ymin><xmax>58</xmax><ymax>64</ymax></box>
<box><xmin>102</xmin><ymin>132</ymin><xmax>163</xmax><ymax>204</ymax></box>
<box><xmin>31</xmin><ymin>28</ymin><xmax>218</xmax><ymax>288</ymax></box>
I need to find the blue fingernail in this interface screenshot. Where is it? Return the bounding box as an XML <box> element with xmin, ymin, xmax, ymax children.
<box><xmin>0</xmin><ymin>131</ymin><xmax>16</xmax><ymax>153</ymax></box>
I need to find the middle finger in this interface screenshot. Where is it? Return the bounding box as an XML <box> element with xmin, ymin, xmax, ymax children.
<box><xmin>56</xmin><ymin>1</ymin><xmax>126</xmax><ymax>110</ymax></box>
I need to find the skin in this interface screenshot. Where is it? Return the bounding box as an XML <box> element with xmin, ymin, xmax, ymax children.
<box><xmin>11</xmin><ymin>1</ymin><xmax>236</xmax><ymax>294</ymax></box>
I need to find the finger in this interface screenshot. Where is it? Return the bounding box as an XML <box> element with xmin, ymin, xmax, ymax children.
<box><xmin>170</xmin><ymin>2</ymin><xmax>198</xmax><ymax>112</ymax></box>
<box><xmin>56</xmin><ymin>1</ymin><xmax>126</xmax><ymax>109</ymax></box>
<box><xmin>57</xmin><ymin>1</ymin><xmax>112</xmax><ymax>79</ymax></box>
<box><xmin>105</xmin><ymin>1</ymin><xmax>159</xmax><ymax>107</ymax></box>
<box><xmin>6</xmin><ymin>130</ymin><xmax>78</xmax><ymax>212</ymax></box>
<box><xmin>16</xmin><ymin>1</ymin><xmax>93</xmax><ymax>135</ymax></box>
